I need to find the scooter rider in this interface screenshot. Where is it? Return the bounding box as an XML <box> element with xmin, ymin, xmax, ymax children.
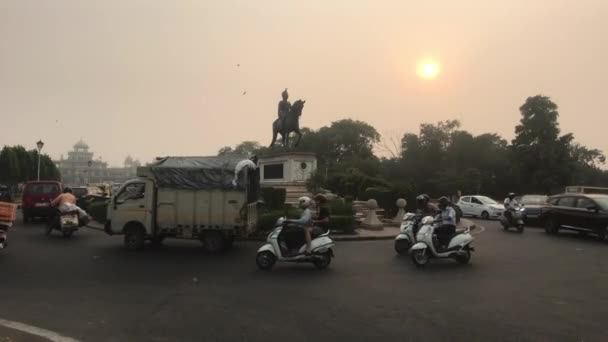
<box><xmin>435</xmin><ymin>197</ymin><xmax>457</xmax><ymax>250</ymax></box>
<box><xmin>49</xmin><ymin>187</ymin><xmax>89</xmax><ymax>232</ymax></box>
<box><xmin>503</xmin><ymin>192</ymin><xmax>519</xmax><ymax>224</ymax></box>
<box><xmin>286</xmin><ymin>196</ymin><xmax>314</xmax><ymax>255</ymax></box>
<box><xmin>416</xmin><ymin>194</ymin><xmax>438</xmax><ymax>216</ymax></box>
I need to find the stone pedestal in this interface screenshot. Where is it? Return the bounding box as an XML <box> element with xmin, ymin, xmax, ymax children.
<box><xmin>361</xmin><ymin>199</ymin><xmax>384</xmax><ymax>231</ymax></box>
<box><xmin>392</xmin><ymin>198</ymin><xmax>407</xmax><ymax>224</ymax></box>
<box><xmin>258</xmin><ymin>152</ymin><xmax>317</xmax><ymax>204</ymax></box>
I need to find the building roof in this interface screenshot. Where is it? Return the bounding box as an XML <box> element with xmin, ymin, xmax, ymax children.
<box><xmin>73</xmin><ymin>139</ymin><xmax>89</xmax><ymax>149</ymax></box>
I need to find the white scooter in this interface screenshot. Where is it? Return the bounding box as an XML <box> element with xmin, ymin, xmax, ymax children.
<box><xmin>409</xmin><ymin>216</ymin><xmax>475</xmax><ymax>267</ymax></box>
<box><xmin>256</xmin><ymin>218</ymin><xmax>335</xmax><ymax>270</ymax></box>
<box><xmin>394</xmin><ymin>212</ymin><xmax>421</xmax><ymax>255</ymax></box>
<box><xmin>0</xmin><ymin>221</ymin><xmax>11</xmax><ymax>249</ymax></box>
<box><xmin>500</xmin><ymin>207</ymin><xmax>525</xmax><ymax>233</ymax></box>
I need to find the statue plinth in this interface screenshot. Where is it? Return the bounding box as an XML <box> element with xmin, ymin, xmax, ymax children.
<box><xmin>258</xmin><ymin>152</ymin><xmax>317</xmax><ymax>204</ymax></box>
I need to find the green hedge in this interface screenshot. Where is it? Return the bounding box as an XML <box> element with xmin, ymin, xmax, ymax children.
<box><xmin>260</xmin><ymin>188</ymin><xmax>286</xmax><ymax>210</ymax></box>
<box><xmin>257</xmin><ymin>207</ymin><xmax>301</xmax><ymax>231</ymax></box>
<box><xmin>331</xmin><ymin>215</ymin><xmax>355</xmax><ymax>234</ymax></box>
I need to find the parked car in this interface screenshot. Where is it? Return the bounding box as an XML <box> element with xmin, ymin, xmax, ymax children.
<box><xmin>540</xmin><ymin>194</ymin><xmax>608</xmax><ymax>240</ymax></box>
<box><xmin>457</xmin><ymin>195</ymin><xmax>504</xmax><ymax>220</ymax></box>
<box><xmin>22</xmin><ymin>181</ymin><xmax>63</xmax><ymax>222</ymax></box>
<box><xmin>0</xmin><ymin>185</ymin><xmax>11</xmax><ymax>202</ymax></box>
<box><xmin>520</xmin><ymin>194</ymin><xmax>548</xmax><ymax>221</ymax></box>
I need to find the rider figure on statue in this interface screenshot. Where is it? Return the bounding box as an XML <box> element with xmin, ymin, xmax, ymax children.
<box><xmin>277</xmin><ymin>88</ymin><xmax>291</xmax><ymax>131</ymax></box>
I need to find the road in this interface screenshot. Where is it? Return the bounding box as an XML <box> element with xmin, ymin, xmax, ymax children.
<box><xmin>1</xmin><ymin>217</ymin><xmax>607</xmax><ymax>342</ymax></box>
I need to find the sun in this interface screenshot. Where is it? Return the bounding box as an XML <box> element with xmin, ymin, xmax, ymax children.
<box><xmin>418</xmin><ymin>60</ymin><xmax>440</xmax><ymax>80</ymax></box>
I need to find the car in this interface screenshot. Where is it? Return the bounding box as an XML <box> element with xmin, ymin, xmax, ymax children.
<box><xmin>21</xmin><ymin>181</ymin><xmax>63</xmax><ymax>222</ymax></box>
<box><xmin>0</xmin><ymin>185</ymin><xmax>11</xmax><ymax>202</ymax></box>
<box><xmin>520</xmin><ymin>194</ymin><xmax>548</xmax><ymax>221</ymax></box>
<box><xmin>540</xmin><ymin>194</ymin><xmax>608</xmax><ymax>240</ymax></box>
<box><xmin>457</xmin><ymin>195</ymin><xmax>504</xmax><ymax>220</ymax></box>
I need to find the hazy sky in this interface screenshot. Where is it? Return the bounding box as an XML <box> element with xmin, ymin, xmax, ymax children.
<box><xmin>1</xmin><ymin>0</ymin><xmax>606</xmax><ymax>166</ymax></box>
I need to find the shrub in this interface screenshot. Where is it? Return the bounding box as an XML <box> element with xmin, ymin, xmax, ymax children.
<box><xmin>331</xmin><ymin>215</ymin><xmax>355</xmax><ymax>234</ymax></box>
<box><xmin>260</xmin><ymin>188</ymin><xmax>286</xmax><ymax>210</ymax></box>
<box><xmin>256</xmin><ymin>207</ymin><xmax>301</xmax><ymax>231</ymax></box>
<box><xmin>328</xmin><ymin>199</ymin><xmax>354</xmax><ymax>216</ymax></box>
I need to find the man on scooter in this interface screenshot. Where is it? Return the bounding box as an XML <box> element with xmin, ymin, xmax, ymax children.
<box><xmin>286</xmin><ymin>196</ymin><xmax>314</xmax><ymax>255</ymax></box>
<box><xmin>49</xmin><ymin>187</ymin><xmax>90</xmax><ymax>233</ymax></box>
<box><xmin>503</xmin><ymin>192</ymin><xmax>519</xmax><ymax>224</ymax></box>
<box><xmin>435</xmin><ymin>197</ymin><xmax>457</xmax><ymax>250</ymax></box>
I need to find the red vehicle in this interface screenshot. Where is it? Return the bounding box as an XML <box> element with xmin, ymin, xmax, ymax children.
<box><xmin>21</xmin><ymin>181</ymin><xmax>63</xmax><ymax>222</ymax></box>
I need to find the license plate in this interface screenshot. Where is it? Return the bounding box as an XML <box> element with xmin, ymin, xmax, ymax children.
<box><xmin>61</xmin><ymin>215</ymin><xmax>78</xmax><ymax>226</ymax></box>
<box><xmin>35</xmin><ymin>203</ymin><xmax>49</xmax><ymax>207</ymax></box>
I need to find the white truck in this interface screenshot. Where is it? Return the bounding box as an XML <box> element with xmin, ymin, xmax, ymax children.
<box><xmin>104</xmin><ymin>156</ymin><xmax>259</xmax><ymax>252</ymax></box>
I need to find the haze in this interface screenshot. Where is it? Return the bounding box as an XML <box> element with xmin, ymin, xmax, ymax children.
<box><xmin>1</xmin><ymin>0</ymin><xmax>606</xmax><ymax>166</ymax></box>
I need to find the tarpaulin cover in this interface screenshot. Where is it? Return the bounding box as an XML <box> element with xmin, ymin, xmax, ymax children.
<box><xmin>141</xmin><ymin>155</ymin><xmax>253</xmax><ymax>190</ymax></box>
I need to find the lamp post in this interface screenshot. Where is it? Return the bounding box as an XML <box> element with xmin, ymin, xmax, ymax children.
<box><xmin>36</xmin><ymin>140</ymin><xmax>44</xmax><ymax>181</ymax></box>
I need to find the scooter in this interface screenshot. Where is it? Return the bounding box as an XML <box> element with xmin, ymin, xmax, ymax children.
<box><xmin>409</xmin><ymin>216</ymin><xmax>475</xmax><ymax>267</ymax></box>
<box><xmin>47</xmin><ymin>210</ymin><xmax>81</xmax><ymax>238</ymax></box>
<box><xmin>394</xmin><ymin>212</ymin><xmax>421</xmax><ymax>255</ymax></box>
<box><xmin>500</xmin><ymin>207</ymin><xmax>525</xmax><ymax>233</ymax></box>
<box><xmin>256</xmin><ymin>217</ymin><xmax>335</xmax><ymax>270</ymax></box>
<box><xmin>0</xmin><ymin>222</ymin><xmax>10</xmax><ymax>249</ymax></box>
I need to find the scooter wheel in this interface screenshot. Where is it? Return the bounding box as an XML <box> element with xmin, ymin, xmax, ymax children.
<box><xmin>517</xmin><ymin>225</ymin><xmax>524</xmax><ymax>233</ymax></box>
<box><xmin>256</xmin><ymin>251</ymin><xmax>276</xmax><ymax>271</ymax></box>
<box><xmin>456</xmin><ymin>250</ymin><xmax>471</xmax><ymax>264</ymax></box>
<box><xmin>411</xmin><ymin>249</ymin><xmax>429</xmax><ymax>267</ymax></box>
<box><xmin>313</xmin><ymin>252</ymin><xmax>332</xmax><ymax>270</ymax></box>
<box><xmin>394</xmin><ymin>240</ymin><xmax>410</xmax><ymax>255</ymax></box>
<box><xmin>62</xmin><ymin>230</ymin><xmax>74</xmax><ymax>238</ymax></box>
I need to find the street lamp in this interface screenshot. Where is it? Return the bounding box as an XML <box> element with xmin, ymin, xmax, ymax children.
<box><xmin>36</xmin><ymin>140</ymin><xmax>44</xmax><ymax>181</ymax></box>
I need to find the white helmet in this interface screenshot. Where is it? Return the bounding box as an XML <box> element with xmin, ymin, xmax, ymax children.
<box><xmin>298</xmin><ymin>196</ymin><xmax>312</xmax><ymax>208</ymax></box>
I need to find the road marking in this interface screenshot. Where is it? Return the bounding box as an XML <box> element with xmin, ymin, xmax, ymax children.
<box><xmin>0</xmin><ymin>318</ymin><xmax>81</xmax><ymax>342</ymax></box>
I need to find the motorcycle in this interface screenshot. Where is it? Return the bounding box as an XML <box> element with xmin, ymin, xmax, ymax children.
<box><xmin>256</xmin><ymin>217</ymin><xmax>335</xmax><ymax>270</ymax></box>
<box><xmin>409</xmin><ymin>216</ymin><xmax>475</xmax><ymax>267</ymax></box>
<box><xmin>47</xmin><ymin>210</ymin><xmax>81</xmax><ymax>238</ymax></box>
<box><xmin>500</xmin><ymin>207</ymin><xmax>525</xmax><ymax>233</ymax></box>
<box><xmin>394</xmin><ymin>212</ymin><xmax>422</xmax><ymax>255</ymax></box>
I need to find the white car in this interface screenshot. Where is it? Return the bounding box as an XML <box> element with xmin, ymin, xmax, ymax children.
<box><xmin>457</xmin><ymin>195</ymin><xmax>504</xmax><ymax>220</ymax></box>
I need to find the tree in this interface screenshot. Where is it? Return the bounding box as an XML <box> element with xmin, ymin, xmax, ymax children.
<box><xmin>0</xmin><ymin>145</ymin><xmax>61</xmax><ymax>184</ymax></box>
<box><xmin>218</xmin><ymin>141</ymin><xmax>265</xmax><ymax>157</ymax></box>
<box><xmin>511</xmin><ymin>95</ymin><xmax>575</xmax><ymax>193</ymax></box>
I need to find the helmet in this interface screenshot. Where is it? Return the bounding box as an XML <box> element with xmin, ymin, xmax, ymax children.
<box><xmin>438</xmin><ymin>196</ymin><xmax>450</xmax><ymax>208</ymax></box>
<box><xmin>298</xmin><ymin>196</ymin><xmax>312</xmax><ymax>208</ymax></box>
<box><xmin>63</xmin><ymin>187</ymin><xmax>73</xmax><ymax>194</ymax></box>
<box><xmin>281</xmin><ymin>88</ymin><xmax>289</xmax><ymax>99</ymax></box>
<box><xmin>508</xmin><ymin>192</ymin><xmax>516</xmax><ymax>199</ymax></box>
<box><xmin>416</xmin><ymin>194</ymin><xmax>430</xmax><ymax>208</ymax></box>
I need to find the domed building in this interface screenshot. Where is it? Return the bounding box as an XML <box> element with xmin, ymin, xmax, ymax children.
<box><xmin>54</xmin><ymin>140</ymin><xmax>141</xmax><ymax>185</ymax></box>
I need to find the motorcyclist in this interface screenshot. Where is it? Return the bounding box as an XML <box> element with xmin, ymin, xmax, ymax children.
<box><xmin>503</xmin><ymin>192</ymin><xmax>520</xmax><ymax>224</ymax></box>
<box><xmin>49</xmin><ymin>187</ymin><xmax>89</xmax><ymax>233</ymax></box>
<box><xmin>435</xmin><ymin>197</ymin><xmax>457</xmax><ymax>250</ymax></box>
<box><xmin>313</xmin><ymin>194</ymin><xmax>330</xmax><ymax>230</ymax></box>
<box><xmin>286</xmin><ymin>196</ymin><xmax>313</xmax><ymax>255</ymax></box>
<box><xmin>415</xmin><ymin>194</ymin><xmax>438</xmax><ymax>216</ymax></box>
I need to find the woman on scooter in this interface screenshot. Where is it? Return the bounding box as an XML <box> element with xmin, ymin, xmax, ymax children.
<box><xmin>435</xmin><ymin>197</ymin><xmax>457</xmax><ymax>250</ymax></box>
<box><xmin>286</xmin><ymin>196</ymin><xmax>314</xmax><ymax>255</ymax></box>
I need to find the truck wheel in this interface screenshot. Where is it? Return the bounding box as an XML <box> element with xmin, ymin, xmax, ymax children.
<box><xmin>201</xmin><ymin>231</ymin><xmax>226</xmax><ymax>253</ymax></box>
<box><xmin>124</xmin><ymin>225</ymin><xmax>145</xmax><ymax>250</ymax></box>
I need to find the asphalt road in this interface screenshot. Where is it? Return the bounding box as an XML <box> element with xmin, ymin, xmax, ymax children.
<box><xmin>1</xmin><ymin>217</ymin><xmax>607</xmax><ymax>342</ymax></box>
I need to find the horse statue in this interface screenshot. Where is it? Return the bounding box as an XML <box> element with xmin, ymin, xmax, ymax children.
<box><xmin>269</xmin><ymin>99</ymin><xmax>306</xmax><ymax>149</ymax></box>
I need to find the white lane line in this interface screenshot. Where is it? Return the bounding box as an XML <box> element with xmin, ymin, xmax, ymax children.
<box><xmin>0</xmin><ymin>318</ymin><xmax>81</xmax><ymax>342</ymax></box>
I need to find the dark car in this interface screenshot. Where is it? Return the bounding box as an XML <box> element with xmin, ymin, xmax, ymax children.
<box><xmin>22</xmin><ymin>181</ymin><xmax>63</xmax><ymax>222</ymax></box>
<box><xmin>520</xmin><ymin>194</ymin><xmax>548</xmax><ymax>221</ymax></box>
<box><xmin>540</xmin><ymin>194</ymin><xmax>608</xmax><ymax>240</ymax></box>
<box><xmin>0</xmin><ymin>185</ymin><xmax>11</xmax><ymax>202</ymax></box>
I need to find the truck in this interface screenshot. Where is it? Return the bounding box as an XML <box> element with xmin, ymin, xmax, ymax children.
<box><xmin>104</xmin><ymin>155</ymin><xmax>259</xmax><ymax>252</ymax></box>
